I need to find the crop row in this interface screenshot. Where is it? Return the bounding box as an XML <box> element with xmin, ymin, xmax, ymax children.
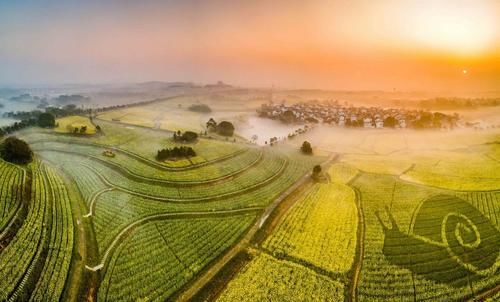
<box><xmin>263</xmin><ymin>182</ymin><xmax>358</xmax><ymax>274</ymax></box>
<box><xmin>0</xmin><ymin>160</ymin><xmax>25</xmax><ymax>231</ymax></box>
<box><xmin>99</xmin><ymin>215</ymin><xmax>255</xmax><ymax>301</ymax></box>
<box><xmin>32</xmin><ymin>140</ymin><xmax>260</xmax><ymax>182</ymax></box>
<box><xmin>218</xmin><ymin>252</ymin><xmax>345</xmax><ymax>302</ymax></box>
<box><xmin>0</xmin><ymin>165</ymin><xmax>49</xmax><ymax>301</ymax></box>
<box><xmin>38</xmin><ymin>149</ymin><xmax>287</xmax><ymax>201</ymax></box>
<box><xmin>457</xmin><ymin>191</ymin><xmax>499</xmax><ymax>228</ymax></box>
<box><xmin>29</xmin><ymin>165</ymin><xmax>74</xmax><ymax>301</ymax></box>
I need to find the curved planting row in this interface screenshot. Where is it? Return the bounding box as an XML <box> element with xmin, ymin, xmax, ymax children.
<box><xmin>99</xmin><ymin>215</ymin><xmax>256</xmax><ymax>301</ymax></box>
<box><xmin>29</xmin><ymin>138</ymin><xmax>248</xmax><ymax>171</ymax></box>
<box><xmin>33</xmin><ymin>146</ymin><xmax>263</xmax><ymax>186</ymax></box>
<box><xmin>0</xmin><ymin>164</ymin><xmax>50</xmax><ymax>301</ymax></box>
<box><xmin>99</xmin><ymin>207</ymin><xmax>262</xmax><ymax>267</ymax></box>
<box><xmin>38</xmin><ymin>149</ymin><xmax>289</xmax><ymax>203</ymax></box>
<box><xmin>0</xmin><ymin>163</ymin><xmax>74</xmax><ymax>302</ymax></box>
<box><xmin>0</xmin><ymin>160</ymin><xmax>26</xmax><ymax>233</ymax></box>
<box><xmin>29</xmin><ymin>165</ymin><xmax>74</xmax><ymax>302</ymax></box>
<box><xmin>80</xmin><ymin>155</ymin><xmax>288</xmax><ymax>202</ymax></box>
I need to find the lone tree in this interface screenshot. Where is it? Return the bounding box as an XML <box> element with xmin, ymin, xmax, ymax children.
<box><xmin>301</xmin><ymin>141</ymin><xmax>313</xmax><ymax>154</ymax></box>
<box><xmin>206</xmin><ymin>118</ymin><xmax>217</xmax><ymax>131</ymax></box>
<box><xmin>312</xmin><ymin>164</ymin><xmax>322</xmax><ymax>179</ymax></box>
<box><xmin>313</xmin><ymin>165</ymin><xmax>322</xmax><ymax>174</ymax></box>
<box><xmin>0</xmin><ymin>136</ymin><xmax>33</xmax><ymax>164</ymax></box>
<box><xmin>216</xmin><ymin>121</ymin><xmax>235</xmax><ymax>136</ymax></box>
<box><xmin>37</xmin><ymin>112</ymin><xmax>56</xmax><ymax>128</ymax></box>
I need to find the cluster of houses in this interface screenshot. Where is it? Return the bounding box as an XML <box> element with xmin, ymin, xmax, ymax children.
<box><xmin>257</xmin><ymin>101</ymin><xmax>460</xmax><ymax>129</ymax></box>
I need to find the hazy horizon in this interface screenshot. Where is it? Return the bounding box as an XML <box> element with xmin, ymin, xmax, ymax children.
<box><xmin>1</xmin><ymin>0</ymin><xmax>500</xmax><ymax>91</ymax></box>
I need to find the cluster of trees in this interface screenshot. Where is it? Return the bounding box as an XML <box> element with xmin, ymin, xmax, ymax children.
<box><xmin>0</xmin><ymin>119</ymin><xmax>38</xmax><ymax>137</ymax></box>
<box><xmin>173</xmin><ymin>130</ymin><xmax>198</xmax><ymax>142</ymax></box>
<box><xmin>0</xmin><ymin>112</ymin><xmax>58</xmax><ymax>137</ymax></box>
<box><xmin>188</xmin><ymin>104</ymin><xmax>212</xmax><ymax>113</ymax></box>
<box><xmin>411</xmin><ymin>112</ymin><xmax>455</xmax><ymax>129</ymax></box>
<box><xmin>71</xmin><ymin>126</ymin><xmax>88</xmax><ymax>134</ymax></box>
<box><xmin>3</xmin><ymin>104</ymin><xmax>87</xmax><ymax>120</ymax></box>
<box><xmin>156</xmin><ymin>146</ymin><xmax>196</xmax><ymax>161</ymax></box>
<box><xmin>0</xmin><ymin>136</ymin><xmax>33</xmax><ymax>164</ymax></box>
<box><xmin>206</xmin><ymin>118</ymin><xmax>235</xmax><ymax>136</ymax></box>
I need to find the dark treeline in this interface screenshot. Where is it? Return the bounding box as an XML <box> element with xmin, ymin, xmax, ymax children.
<box><xmin>188</xmin><ymin>104</ymin><xmax>212</xmax><ymax>113</ymax></box>
<box><xmin>0</xmin><ymin>104</ymin><xmax>88</xmax><ymax>136</ymax></box>
<box><xmin>417</xmin><ymin>98</ymin><xmax>500</xmax><ymax>110</ymax></box>
<box><xmin>156</xmin><ymin>146</ymin><xmax>196</xmax><ymax>161</ymax></box>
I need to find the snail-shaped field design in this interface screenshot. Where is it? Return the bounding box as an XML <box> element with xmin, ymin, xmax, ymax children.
<box><xmin>376</xmin><ymin>195</ymin><xmax>500</xmax><ymax>287</ymax></box>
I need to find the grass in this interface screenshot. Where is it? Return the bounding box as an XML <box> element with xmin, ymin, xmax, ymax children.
<box><xmin>55</xmin><ymin>115</ymin><xmax>96</xmax><ymax>134</ymax></box>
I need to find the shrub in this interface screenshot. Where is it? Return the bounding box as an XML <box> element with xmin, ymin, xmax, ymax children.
<box><xmin>217</xmin><ymin>121</ymin><xmax>235</xmax><ymax>136</ymax></box>
<box><xmin>0</xmin><ymin>136</ymin><xmax>33</xmax><ymax>164</ymax></box>
<box><xmin>301</xmin><ymin>141</ymin><xmax>313</xmax><ymax>154</ymax></box>
<box><xmin>37</xmin><ymin>112</ymin><xmax>55</xmax><ymax>128</ymax></box>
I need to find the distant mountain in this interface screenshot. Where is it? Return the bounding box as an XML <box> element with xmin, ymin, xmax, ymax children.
<box><xmin>136</xmin><ymin>81</ymin><xmax>197</xmax><ymax>90</ymax></box>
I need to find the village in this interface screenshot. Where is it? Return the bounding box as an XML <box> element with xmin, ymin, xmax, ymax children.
<box><xmin>257</xmin><ymin>101</ymin><xmax>461</xmax><ymax>129</ymax></box>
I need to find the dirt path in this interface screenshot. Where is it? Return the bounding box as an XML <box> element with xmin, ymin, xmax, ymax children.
<box><xmin>54</xmin><ymin>166</ymin><xmax>100</xmax><ymax>302</ymax></box>
<box><xmin>349</xmin><ymin>187</ymin><xmax>366</xmax><ymax>302</ymax></box>
<box><xmin>176</xmin><ymin>153</ymin><xmax>338</xmax><ymax>302</ymax></box>
<box><xmin>83</xmin><ymin>188</ymin><xmax>115</xmax><ymax>217</ymax></box>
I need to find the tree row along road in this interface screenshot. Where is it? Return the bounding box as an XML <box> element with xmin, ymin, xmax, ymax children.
<box><xmin>89</xmin><ymin>207</ymin><xmax>264</xmax><ymax>270</ymax></box>
<box><xmin>28</xmin><ymin>138</ymin><xmax>249</xmax><ymax>171</ymax></box>
<box><xmin>176</xmin><ymin>153</ymin><xmax>338</xmax><ymax>302</ymax></box>
<box><xmin>33</xmin><ymin>147</ymin><xmax>264</xmax><ymax>186</ymax></box>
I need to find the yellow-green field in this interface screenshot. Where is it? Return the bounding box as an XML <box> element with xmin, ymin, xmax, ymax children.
<box><xmin>55</xmin><ymin>115</ymin><xmax>97</xmax><ymax>134</ymax></box>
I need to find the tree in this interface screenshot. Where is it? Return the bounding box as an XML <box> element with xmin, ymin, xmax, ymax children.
<box><xmin>0</xmin><ymin>136</ymin><xmax>33</xmax><ymax>164</ymax></box>
<box><xmin>96</xmin><ymin>125</ymin><xmax>101</xmax><ymax>132</ymax></box>
<box><xmin>206</xmin><ymin>118</ymin><xmax>217</xmax><ymax>131</ymax></box>
<box><xmin>37</xmin><ymin>112</ymin><xmax>56</xmax><ymax>128</ymax></box>
<box><xmin>251</xmin><ymin>134</ymin><xmax>258</xmax><ymax>143</ymax></box>
<box><xmin>301</xmin><ymin>141</ymin><xmax>313</xmax><ymax>154</ymax></box>
<box><xmin>216</xmin><ymin>121</ymin><xmax>235</xmax><ymax>136</ymax></box>
<box><xmin>384</xmin><ymin>116</ymin><xmax>398</xmax><ymax>128</ymax></box>
<box><xmin>80</xmin><ymin>126</ymin><xmax>87</xmax><ymax>134</ymax></box>
<box><xmin>313</xmin><ymin>165</ymin><xmax>322</xmax><ymax>175</ymax></box>
<box><xmin>181</xmin><ymin>131</ymin><xmax>198</xmax><ymax>142</ymax></box>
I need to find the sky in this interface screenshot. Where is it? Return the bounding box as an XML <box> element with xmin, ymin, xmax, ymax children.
<box><xmin>1</xmin><ymin>0</ymin><xmax>499</xmax><ymax>91</ymax></box>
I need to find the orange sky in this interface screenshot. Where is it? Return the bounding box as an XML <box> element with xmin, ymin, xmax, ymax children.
<box><xmin>1</xmin><ymin>0</ymin><xmax>499</xmax><ymax>91</ymax></box>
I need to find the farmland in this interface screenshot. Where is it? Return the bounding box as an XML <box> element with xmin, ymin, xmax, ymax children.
<box><xmin>0</xmin><ymin>110</ymin><xmax>325</xmax><ymax>301</ymax></box>
<box><xmin>0</xmin><ymin>91</ymin><xmax>499</xmax><ymax>301</ymax></box>
<box><xmin>55</xmin><ymin>115</ymin><xmax>97</xmax><ymax>134</ymax></box>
